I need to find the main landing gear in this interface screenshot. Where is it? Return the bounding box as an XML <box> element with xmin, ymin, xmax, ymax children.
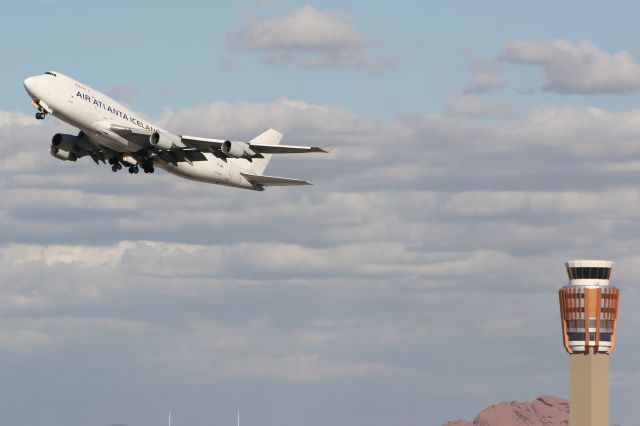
<box><xmin>108</xmin><ymin>157</ymin><xmax>154</xmax><ymax>174</ymax></box>
<box><xmin>140</xmin><ymin>158</ymin><xmax>155</xmax><ymax>174</ymax></box>
<box><xmin>108</xmin><ymin>157</ymin><xmax>123</xmax><ymax>173</ymax></box>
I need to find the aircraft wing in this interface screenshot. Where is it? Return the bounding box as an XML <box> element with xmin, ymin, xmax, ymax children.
<box><xmin>67</xmin><ymin>132</ymin><xmax>115</xmax><ymax>165</ymax></box>
<box><xmin>241</xmin><ymin>172</ymin><xmax>312</xmax><ymax>186</ymax></box>
<box><xmin>181</xmin><ymin>135</ymin><xmax>333</xmax><ymax>155</ymax></box>
<box><xmin>109</xmin><ymin>124</ymin><xmax>332</xmax><ymax>155</ymax></box>
<box><xmin>109</xmin><ymin>124</ymin><xmax>153</xmax><ymax>146</ymax></box>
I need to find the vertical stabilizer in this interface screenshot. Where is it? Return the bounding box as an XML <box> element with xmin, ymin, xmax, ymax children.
<box><xmin>169</xmin><ymin>411</ymin><xmax>171</xmax><ymax>426</ymax></box>
<box><xmin>237</xmin><ymin>410</ymin><xmax>240</xmax><ymax>426</ymax></box>
<box><xmin>248</xmin><ymin>129</ymin><xmax>283</xmax><ymax>175</ymax></box>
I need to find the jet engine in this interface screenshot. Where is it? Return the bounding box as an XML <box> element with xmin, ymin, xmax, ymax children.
<box><xmin>50</xmin><ymin>146</ymin><xmax>77</xmax><ymax>161</ymax></box>
<box><xmin>221</xmin><ymin>140</ymin><xmax>256</xmax><ymax>159</ymax></box>
<box><xmin>150</xmin><ymin>131</ymin><xmax>182</xmax><ymax>150</ymax></box>
<box><xmin>50</xmin><ymin>133</ymin><xmax>79</xmax><ymax>161</ymax></box>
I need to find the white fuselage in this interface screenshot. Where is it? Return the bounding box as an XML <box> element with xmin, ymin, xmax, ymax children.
<box><xmin>23</xmin><ymin>72</ymin><xmax>259</xmax><ymax>189</ymax></box>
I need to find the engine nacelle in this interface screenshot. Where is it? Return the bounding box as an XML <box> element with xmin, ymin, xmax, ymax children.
<box><xmin>221</xmin><ymin>140</ymin><xmax>256</xmax><ymax>159</ymax></box>
<box><xmin>50</xmin><ymin>133</ymin><xmax>79</xmax><ymax>161</ymax></box>
<box><xmin>150</xmin><ymin>131</ymin><xmax>182</xmax><ymax>150</ymax></box>
<box><xmin>50</xmin><ymin>145</ymin><xmax>77</xmax><ymax>161</ymax></box>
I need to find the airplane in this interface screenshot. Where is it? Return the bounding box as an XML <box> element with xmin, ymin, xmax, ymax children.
<box><xmin>23</xmin><ymin>71</ymin><xmax>333</xmax><ymax>190</ymax></box>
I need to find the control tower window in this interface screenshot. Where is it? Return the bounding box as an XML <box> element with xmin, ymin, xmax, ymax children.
<box><xmin>597</xmin><ymin>268</ymin><xmax>606</xmax><ymax>279</ymax></box>
<box><xmin>599</xmin><ymin>333</ymin><xmax>612</xmax><ymax>342</ymax></box>
<box><xmin>568</xmin><ymin>267</ymin><xmax>611</xmax><ymax>279</ymax></box>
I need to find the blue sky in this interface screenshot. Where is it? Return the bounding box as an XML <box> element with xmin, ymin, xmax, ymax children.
<box><xmin>6</xmin><ymin>0</ymin><xmax>640</xmax><ymax>119</ymax></box>
<box><xmin>2</xmin><ymin>1</ymin><xmax>640</xmax><ymax>426</ymax></box>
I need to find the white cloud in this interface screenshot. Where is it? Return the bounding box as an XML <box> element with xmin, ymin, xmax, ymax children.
<box><xmin>2</xmin><ymin>240</ymin><xmax>505</xmax><ymax>280</ymax></box>
<box><xmin>4</xmin><ymin>241</ymin><xmax>136</xmax><ymax>267</ymax></box>
<box><xmin>464</xmin><ymin>71</ymin><xmax>505</xmax><ymax>94</ymax></box>
<box><xmin>444</xmin><ymin>189</ymin><xmax>640</xmax><ymax>216</ymax></box>
<box><xmin>165</xmin><ymin>98</ymin><xmax>384</xmax><ymax>142</ymax></box>
<box><xmin>227</xmin><ymin>5</ymin><xmax>391</xmax><ymax>70</ymax></box>
<box><xmin>0</xmin><ymin>328</ymin><xmax>50</xmax><ymax>350</ymax></box>
<box><xmin>0</xmin><ymin>110</ymin><xmax>38</xmax><ymax>127</ymax></box>
<box><xmin>501</xmin><ymin>39</ymin><xmax>640</xmax><ymax>94</ymax></box>
<box><xmin>4</xmin><ymin>95</ymin><xmax>640</xmax><ymax>422</ymax></box>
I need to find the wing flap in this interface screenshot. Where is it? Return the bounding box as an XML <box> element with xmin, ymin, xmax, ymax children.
<box><xmin>241</xmin><ymin>173</ymin><xmax>312</xmax><ymax>187</ymax></box>
<box><xmin>179</xmin><ymin>149</ymin><xmax>208</xmax><ymax>162</ymax></box>
<box><xmin>181</xmin><ymin>136</ymin><xmax>226</xmax><ymax>151</ymax></box>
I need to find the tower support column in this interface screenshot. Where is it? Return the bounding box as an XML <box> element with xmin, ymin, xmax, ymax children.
<box><xmin>569</xmin><ymin>352</ymin><xmax>609</xmax><ymax>425</ymax></box>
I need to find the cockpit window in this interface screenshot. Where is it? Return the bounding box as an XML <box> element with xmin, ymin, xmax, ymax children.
<box><xmin>44</xmin><ymin>72</ymin><xmax>57</xmax><ymax>77</ymax></box>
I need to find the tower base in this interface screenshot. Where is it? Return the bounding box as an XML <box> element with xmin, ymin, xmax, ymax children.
<box><xmin>569</xmin><ymin>353</ymin><xmax>609</xmax><ymax>426</ymax></box>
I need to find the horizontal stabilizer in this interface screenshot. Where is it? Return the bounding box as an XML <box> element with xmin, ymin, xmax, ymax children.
<box><xmin>241</xmin><ymin>173</ymin><xmax>312</xmax><ymax>187</ymax></box>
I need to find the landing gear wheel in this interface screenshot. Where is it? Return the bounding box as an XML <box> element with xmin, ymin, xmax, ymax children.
<box><xmin>141</xmin><ymin>159</ymin><xmax>155</xmax><ymax>174</ymax></box>
<box><xmin>111</xmin><ymin>165</ymin><xmax>118</xmax><ymax>172</ymax></box>
<box><xmin>117</xmin><ymin>163</ymin><xmax>122</xmax><ymax>170</ymax></box>
<box><xmin>35</xmin><ymin>112</ymin><xmax>45</xmax><ymax>120</ymax></box>
<box><xmin>133</xmin><ymin>166</ymin><xmax>139</xmax><ymax>174</ymax></box>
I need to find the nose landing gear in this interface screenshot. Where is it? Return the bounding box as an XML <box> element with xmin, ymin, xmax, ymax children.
<box><xmin>32</xmin><ymin>101</ymin><xmax>48</xmax><ymax>120</ymax></box>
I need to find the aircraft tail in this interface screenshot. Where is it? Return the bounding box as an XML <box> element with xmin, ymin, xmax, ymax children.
<box><xmin>248</xmin><ymin>129</ymin><xmax>283</xmax><ymax>175</ymax></box>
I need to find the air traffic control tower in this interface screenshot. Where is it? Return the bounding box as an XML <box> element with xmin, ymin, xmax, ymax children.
<box><xmin>559</xmin><ymin>260</ymin><xmax>620</xmax><ymax>426</ymax></box>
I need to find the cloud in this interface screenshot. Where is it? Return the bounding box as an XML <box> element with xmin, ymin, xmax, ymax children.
<box><xmin>0</xmin><ymin>328</ymin><xmax>50</xmax><ymax>350</ymax></box>
<box><xmin>444</xmin><ymin>189</ymin><xmax>640</xmax><ymax>216</ymax></box>
<box><xmin>220</xmin><ymin>353</ymin><xmax>402</xmax><ymax>381</ymax></box>
<box><xmin>227</xmin><ymin>5</ymin><xmax>391</xmax><ymax>70</ymax></box>
<box><xmin>464</xmin><ymin>70</ymin><xmax>505</xmax><ymax>93</ymax></box>
<box><xmin>501</xmin><ymin>39</ymin><xmax>640</xmax><ymax>94</ymax></box>
<box><xmin>0</xmin><ymin>111</ymin><xmax>38</xmax><ymax>127</ymax></box>
<box><xmin>4</xmin><ymin>97</ymin><xmax>640</xmax><ymax>423</ymax></box>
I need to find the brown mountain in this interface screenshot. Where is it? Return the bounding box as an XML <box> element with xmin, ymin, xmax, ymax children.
<box><xmin>443</xmin><ymin>395</ymin><xmax>569</xmax><ymax>426</ymax></box>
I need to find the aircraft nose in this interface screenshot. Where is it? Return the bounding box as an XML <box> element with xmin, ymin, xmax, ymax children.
<box><xmin>23</xmin><ymin>76</ymin><xmax>38</xmax><ymax>95</ymax></box>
